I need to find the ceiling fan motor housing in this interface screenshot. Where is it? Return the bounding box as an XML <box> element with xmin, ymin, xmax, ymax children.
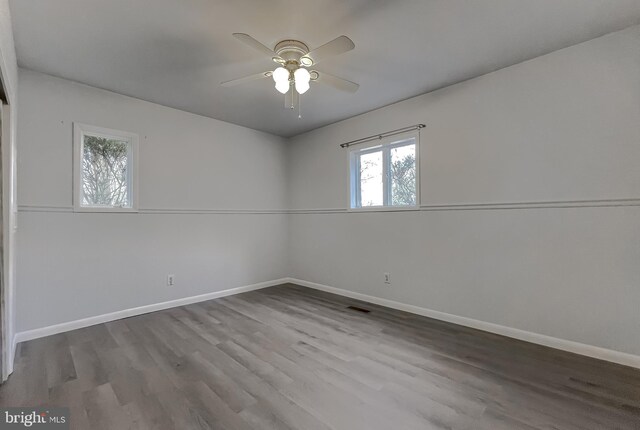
<box><xmin>274</xmin><ymin>40</ymin><xmax>312</xmax><ymax>70</ymax></box>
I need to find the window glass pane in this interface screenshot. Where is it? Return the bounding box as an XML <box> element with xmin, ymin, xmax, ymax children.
<box><xmin>390</xmin><ymin>143</ymin><xmax>416</xmax><ymax>206</ymax></box>
<box><xmin>359</xmin><ymin>150</ymin><xmax>383</xmax><ymax>207</ymax></box>
<box><xmin>81</xmin><ymin>134</ymin><xmax>130</xmax><ymax>207</ymax></box>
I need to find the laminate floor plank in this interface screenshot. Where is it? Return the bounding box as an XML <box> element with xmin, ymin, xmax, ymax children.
<box><xmin>2</xmin><ymin>283</ymin><xmax>638</xmax><ymax>429</ymax></box>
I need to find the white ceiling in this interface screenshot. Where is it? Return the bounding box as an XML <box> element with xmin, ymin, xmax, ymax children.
<box><xmin>10</xmin><ymin>0</ymin><xmax>640</xmax><ymax>137</ymax></box>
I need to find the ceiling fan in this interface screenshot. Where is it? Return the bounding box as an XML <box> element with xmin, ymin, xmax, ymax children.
<box><xmin>221</xmin><ymin>33</ymin><xmax>359</xmax><ymax>111</ymax></box>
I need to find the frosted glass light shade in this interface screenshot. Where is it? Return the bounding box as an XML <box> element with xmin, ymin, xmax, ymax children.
<box><xmin>273</xmin><ymin>67</ymin><xmax>290</xmax><ymax>94</ymax></box>
<box><xmin>275</xmin><ymin>80</ymin><xmax>290</xmax><ymax>94</ymax></box>
<box><xmin>294</xmin><ymin>68</ymin><xmax>311</xmax><ymax>94</ymax></box>
<box><xmin>273</xmin><ymin>67</ymin><xmax>289</xmax><ymax>83</ymax></box>
<box><xmin>295</xmin><ymin>80</ymin><xmax>310</xmax><ymax>94</ymax></box>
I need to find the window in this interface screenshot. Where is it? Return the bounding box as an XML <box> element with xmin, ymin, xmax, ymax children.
<box><xmin>350</xmin><ymin>134</ymin><xmax>418</xmax><ymax>209</ymax></box>
<box><xmin>73</xmin><ymin>123</ymin><xmax>138</xmax><ymax>211</ymax></box>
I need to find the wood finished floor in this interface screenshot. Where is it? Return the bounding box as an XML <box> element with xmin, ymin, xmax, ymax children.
<box><xmin>1</xmin><ymin>284</ymin><xmax>639</xmax><ymax>429</ymax></box>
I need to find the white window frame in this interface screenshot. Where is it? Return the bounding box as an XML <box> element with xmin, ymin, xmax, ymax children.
<box><xmin>73</xmin><ymin>123</ymin><xmax>139</xmax><ymax>212</ymax></box>
<box><xmin>348</xmin><ymin>131</ymin><xmax>420</xmax><ymax>211</ymax></box>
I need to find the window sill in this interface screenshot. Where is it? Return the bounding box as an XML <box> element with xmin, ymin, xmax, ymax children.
<box><xmin>74</xmin><ymin>207</ymin><xmax>139</xmax><ymax>213</ymax></box>
<box><xmin>347</xmin><ymin>206</ymin><xmax>420</xmax><ymax>213</ymax></box>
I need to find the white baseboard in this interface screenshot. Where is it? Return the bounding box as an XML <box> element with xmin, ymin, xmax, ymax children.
<box><xmin>285</xmin><ymin>278</ymin><xmax>640</xmax><ymax>370</ymax></box>
<box><xmin>12</xmin><ymin>276</ymin><xmax>640</xmax><ymax>370</ymax></box>
<box><xmin>14</xmin><ymin>278</ymin><xmax>288</xmax><ymax>344</ymax></box>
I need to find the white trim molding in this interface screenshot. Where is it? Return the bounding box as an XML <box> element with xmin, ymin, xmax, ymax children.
<box><xmin>12</xmin><ymin>277</ymin><xmax>640</xmax><ymax>370</ymax></box>
<box><xmin>14</xmin><ymin>278</ymin><xmax>288</xmax><ymax>344</ymax></box>
<box><xmin>17</xmin><ymin>205</ymin><xmax>289</xmax><ymax>215</ymax></box>
<box><xmin>18</xmin><ymin>198</ymin><xmax>640</xmax><ymax>215</ymax></box>
<box><xmin>285</xmin><ymin>278</ymin><xmax>640</xmax><ymax>370</ymax></box>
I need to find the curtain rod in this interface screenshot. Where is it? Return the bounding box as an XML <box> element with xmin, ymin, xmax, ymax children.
<box><xmin>339</xmin><ymin>124</ymin><xmax>425</xmax><ymax>148</ymax></box>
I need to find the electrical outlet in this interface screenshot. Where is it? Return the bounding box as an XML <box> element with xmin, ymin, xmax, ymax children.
<box><xmin>167</xmin><ymin>274</ymin><xmax>175</xmax><ymax>286</ymax></box>
<box><xmin>384</xmin><ymin>272</ymin><xmax>391</xmax><ymax>284</ymax></box>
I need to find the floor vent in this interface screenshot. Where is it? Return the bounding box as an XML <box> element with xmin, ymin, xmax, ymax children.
<box><xmin>347</xmin><ymin>305</ymin><xmax>371</xmax><ymax>313</ymax></box>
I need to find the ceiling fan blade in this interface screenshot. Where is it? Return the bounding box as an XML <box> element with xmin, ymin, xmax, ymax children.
<box><xmin>302</xmin><ymin>36</ymin><xmax>355</xmax><ymax>66</ymax></box>
<box><xmin>221</xmin><ymin>71</ymin><xmax>272</xmax><ymax>87</ymax></box>
<box><xmin>232</xmin><ymin>33</ymin><xmax>283</xmax><ymax>63</ymax></box>
<box><xmin>313</xmin><ymin>71</ymin><xmax>359</xmax><ymax>93</ymax></box>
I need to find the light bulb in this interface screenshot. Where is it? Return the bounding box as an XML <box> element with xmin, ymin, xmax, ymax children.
<box><xmin>295</xmin><ymin>80</ymin><xmax>310</xmax><ymax>94</ymax></box>
<box><xmin>275</xmin><ymin>80</ymin><xmax>290</xmax><ymax>94</ymax></box>
<box><xmin>294</xmin><ymin>68</ymin><xmax>311</xmax><ymax>94</ymax></box>
<box><xmin>273</xmin><ymin>67</ymin><xmax>289</xmax><ymax>84</ymax></box>
<box><xmin>273</xmin><ymin>67</ymin><xmax>290</xmax><ymax>94</ymax></box>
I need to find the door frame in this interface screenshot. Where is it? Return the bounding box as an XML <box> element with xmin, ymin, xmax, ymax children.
<box><xmin>0</xmin><ymin>101</ymin><xmax>4</xmax><ymax>381</ymax></box>
<box><xmin>0</xmin><ymin>97</ymin><xmax>15</xmax><ymax>382</ymax></box>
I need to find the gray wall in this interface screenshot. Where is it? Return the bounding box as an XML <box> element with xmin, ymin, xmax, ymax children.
<box><xmin>15</xmin><ymin>25</ymin><xmax>640</xmax><ymax>359</ymax></box>
<box><xmin>16</xmin><ymin>70</ymin><xmax>289</xmax><ymax>332</ymax></box>
<box><xmin>287</xmin><ymin>26</ymin><xmax>640</xmax><ymax>356</ymax></box>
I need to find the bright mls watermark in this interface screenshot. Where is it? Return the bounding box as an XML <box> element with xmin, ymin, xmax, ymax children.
<box><xmin>0</xmin><ymin>408</ymin><xmax>69</xmax><ymax>429</ymax></box>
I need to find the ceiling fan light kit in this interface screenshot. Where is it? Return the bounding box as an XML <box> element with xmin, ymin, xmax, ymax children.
<box><xmin>222</xmin><ymin>33</ymin><xmax>359</xmax><ymax>116</ymax></box>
